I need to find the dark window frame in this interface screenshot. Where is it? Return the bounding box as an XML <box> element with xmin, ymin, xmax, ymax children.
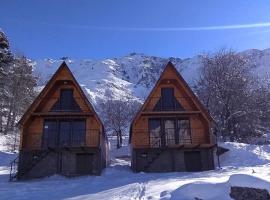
<box><xmin>148</xmin><ymin>117</ymin><xmax>192</xmax><ymax>147</ymax></box>
<box><xmin>42</xmin><ymin>118</ymin><xmax>86</xmax><ymax>148</ymax></box>
<box><xmin>149</xmin><ymin>118</ymin><xmax>162</xmax><ymax>147</ymax></box>
<box><xmin>161</xmin><ymin>88</ymin><xmax>174</xmax><ymax>110</ymax></box>
<box><xmin>60</xmin><ymin>89</ymin><xmax>73</xmax><ymax>111</ymax></box>
<box><xmin>51</xmin><ymin>89</ymin><xmax>81</xmax><ymax>112</ymax></box>
<box><xmin>153</xmin><ymin>87</ymin><xmax>184</xmax><ymax>111</ymax></box>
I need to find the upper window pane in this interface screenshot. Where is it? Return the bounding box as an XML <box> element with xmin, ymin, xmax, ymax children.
<box><xmin>51</xmin><ymin>89</ymin><xmax>81</xmax><ymax>112</ymax></box>
<box><xmin>161</xmin><ymin>88</ymin><xmax>174</xmax><ymax>110</ymax></box>
<box><xmin>61</xmin><ymin>89</ymin><xmax>73</xmax><ymax>110</ymax></box>
<box><xmin>153</xmin><ymin>88</ymin><xmax>184</xmax><ymax>111</ymax></box>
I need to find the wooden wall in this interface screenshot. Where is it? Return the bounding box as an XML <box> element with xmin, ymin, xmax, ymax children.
<box><xmin>20</xmin><ymin>67</ymin><xmax>103</xmax><ymax>150</ymax></box>
<box><xmin>131</xmin><ymin>65</ymin><xmax>212</xmax><ymax>148</ymax></box>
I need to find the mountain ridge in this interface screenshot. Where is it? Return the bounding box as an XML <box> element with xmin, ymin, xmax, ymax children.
<box><xmin>33</xmin><ymin>49</ymin><xmax>270</xmax><ymax>107</ymax></box>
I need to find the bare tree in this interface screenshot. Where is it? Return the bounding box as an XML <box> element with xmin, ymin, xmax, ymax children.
<box><xmin>98</xmin><ymin>99</ymin><xmax>141</xmax><ymax>148</ymax></box>
<box><xmin>194</xmin><ymin>49</ymin><xmax>269</xmax><ymax>142</ymax></box>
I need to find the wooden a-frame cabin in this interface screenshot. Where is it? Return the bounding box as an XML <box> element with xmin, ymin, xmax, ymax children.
<box><xmin>11</xmin><ymin>62</ymin><xmax>108</xmax><ymax>180</ymax></box>
<box><xmin>129</xmin><ymin>62</ymin><xmax>216</xmax><ymax>172</ymax></box>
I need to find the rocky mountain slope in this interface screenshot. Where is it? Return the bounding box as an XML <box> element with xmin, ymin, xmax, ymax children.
<box><xmin>33</xmin><ymin>49</ymin><xmax>270</xmax><ymax>107</ymax></box>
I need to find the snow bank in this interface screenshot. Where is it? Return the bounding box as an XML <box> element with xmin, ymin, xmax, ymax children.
<box><xmin>0</xmin><ymin>151</ymin><xmax>16</xmax><ymax>166</ymax></box>
<box><xmin>220</xmin><ymin>142</ymin><xmax>270</xmax><ymax>167</ymax></box>
<box><xmin>169</xmin><ymin>174</ymin><xmax>270</xmax><ymax>200</ymax></box>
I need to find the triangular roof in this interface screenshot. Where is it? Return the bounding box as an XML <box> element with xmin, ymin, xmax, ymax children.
<box><xmin>18</xmin><ymin>62</ymin><xmax>103</xmax><ymax>128</ymax></box>
<box><xmin>129</xmin><ymin>61</ymin><xmax>213</xmax><ymax>142</ymax></box>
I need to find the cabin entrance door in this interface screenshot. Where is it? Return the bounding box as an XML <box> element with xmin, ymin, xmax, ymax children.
<box><xmin>76</xmin><ymin>153</ymin><xmax>93</xmax><ymax>174</ymax></box>
<box><xmin>184</xmin><ymin>151</ymin><xmax>202</xmax><ymax>171</ymax></box>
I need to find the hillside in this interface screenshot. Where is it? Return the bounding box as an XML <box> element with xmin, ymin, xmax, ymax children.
<box><xmin>33</xmin><ymin>49</ymin><xmax>270</xmax><ymax>106</ymax></box>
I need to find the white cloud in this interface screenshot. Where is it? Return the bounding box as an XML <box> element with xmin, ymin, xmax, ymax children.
<box><xmin>65</xmin><ymin>22</ymin><xmax>270</xmax><ymax>31</ymax></box>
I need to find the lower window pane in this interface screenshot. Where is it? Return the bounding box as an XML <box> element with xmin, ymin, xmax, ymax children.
<box><xmin>72</xmin><ymin>120</ymin><xmax>86</xmax><ymax>146</ymax></box>
<box><xmin>164</xmin><ymin>120</ymin><xmax>175</xmax><ymax>146</ymax></box>
<box><xmin>42</xmin><ymin>119</ymin><xmax>86</xmax><ymax>148</ymax></box>
<box><xmin>178</xmin><ymin>120</ymin><xmax>191</xmax><ymax>144</ymax></box>
<box><xmin>149</xmin><ymin>119</ymin><xmax>161</xmax><ymax>147</ymax></box>
<box><xmin>43</xmin><ymin>120</ymin><xmax>57</xmax><ymax>148</ymax></box>
<box><xmin>59</xmin><ymin>121</ymin><xmax>71</xmax><ymax>146</ymax></box>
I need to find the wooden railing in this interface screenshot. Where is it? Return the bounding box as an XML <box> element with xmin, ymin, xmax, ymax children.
<box><xmin>132</xmin><ymin>128</ymin><xmax>208</xmax><ymax>148</ymax></box>
<box><xmin>23</xmin><ymin>129</ymin><xmax>100</xmax><ymax>150</ymax></box>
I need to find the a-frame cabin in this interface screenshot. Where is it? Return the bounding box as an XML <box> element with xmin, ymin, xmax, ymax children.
<box><xmin>12</xmin><ymin>62</ymin><xmax>108</xmax><ymax>180</ymax></box>
<box><xmin>129</xmin><ymin>62</ymin><xmax>215</xmax><ymax>172</ymax></box>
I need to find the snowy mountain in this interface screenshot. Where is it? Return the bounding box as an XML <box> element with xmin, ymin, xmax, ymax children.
<box><xmin>33</xmin><ymin>54</ymin><xmax>185</xmax><ymax>105</ymax></box>
<box><xmin>33</xmin><ymin>49</ymin><xmax>270</xmax><ymax>107</ymax></box>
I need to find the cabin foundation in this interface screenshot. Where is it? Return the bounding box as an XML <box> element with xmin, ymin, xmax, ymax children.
<box><xmin>131</xmin><ymin>147</ymin><xmax>215</xmax><ymax>172</ymax></box>
<box><xmin>17</xmin><ymin>147</ymin><xmax>105</xmax><ymax>180</ymax></box>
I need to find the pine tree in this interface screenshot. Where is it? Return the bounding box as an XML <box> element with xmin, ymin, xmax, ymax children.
<box><xmin>0</xmin><ymin>30</ymin><xmax>38</xmax><ymax>135</ymax></box>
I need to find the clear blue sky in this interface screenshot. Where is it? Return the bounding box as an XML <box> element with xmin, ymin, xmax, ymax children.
<box><xmin>1</xmin><ymin>0</ymin><xmax>270</xmax><ymax>60</ymax></box>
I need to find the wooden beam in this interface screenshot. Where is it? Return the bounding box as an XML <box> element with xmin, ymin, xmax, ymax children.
<box><xmin>177</xmin><ymin>144</ymin><xmax>184</xmax><ymax>149</ymax></box>
<box><xmin>31</xmin><ymin>112</ymin><xmax>93</xmax><ymax>117</ymax></box>
<box><xmin>141</xmin><ymin>111</ymin><xmax>201</xmax><ymax>116</ymax></box>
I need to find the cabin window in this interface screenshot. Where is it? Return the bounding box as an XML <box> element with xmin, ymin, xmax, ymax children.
<box><xmin>42</xmin><ymin>119</ymin><xmax>86</xmax><ymax>148</ymax></box>
<box><xmin>42</xmin><ymin>120</ymin><xmax>58</xmax><ymax>148</ymax></box>
<box><xmin>153</xmin><ymin>88</ymin><xmax>184</xmax><ymax>111</ymax></box>
<box><xmin>148</xmin><ymin>118</ymin><xmax>191</xmax><ymax>147</ymax></box>
<box><xmin>59</xmin><ymin>121</ymin><xmax>71</xmax><ymax>146</ymax></box>
<box><xmin>51</xmin><ymin>89</ymin><xmax>81</xmax><ymax>112</ymax></box>
<box><xmin>161</xmin><ymin>88</ymin><xmax>174</xmax><ymax>110</ymax></box>
<box><xmin>177</xmin><ymin>119</ymin><xmax>191</xmax><ymax>144</ymax></box>
<box><xmin>149</xmin><ymin>119</ymin><xmax>161</xmax><ymax>147</ymax></box>
<box><xmin>164</xmin><ymin>119</ymin><xmax>175</xmax><ymax>146</ymax></box>
<box><xmin>72</xmin><ymin>120</ymin><xmax>86</xmax><ymax>146</ymax></box>
<box><xmin>61</xmin><ymin>89</ymin><xmax>73</xmax><ymax>110</ymax></box>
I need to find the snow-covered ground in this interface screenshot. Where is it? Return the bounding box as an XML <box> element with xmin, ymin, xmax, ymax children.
<box><xmin>0</xmin><ymin>136</ymin><xmax>269</xmax><ymax>200</ymax></box>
